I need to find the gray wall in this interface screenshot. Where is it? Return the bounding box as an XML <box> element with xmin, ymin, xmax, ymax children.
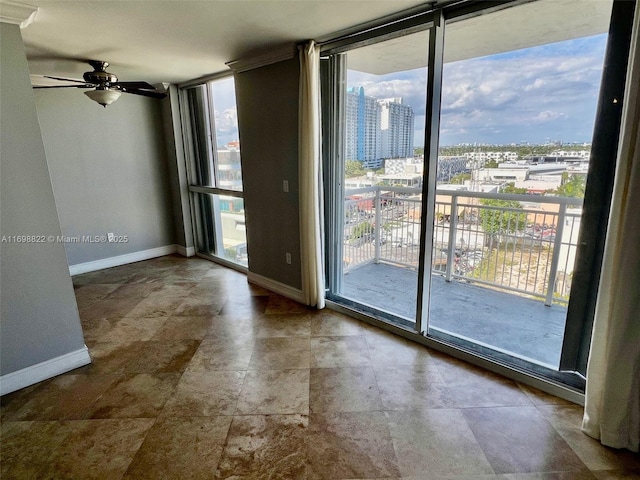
<box><xmin>235</xmin><ymin>58</ymin><xmax>302</xmax><ymax>289</ymax></box>
<box><xmin>34</xmin><ymin>85</ymin><xmax>176</xmax><ymax>266</ymax></box>
<box><xmin>0</xmin><ymin>23</ymin><xmax>86</xmax><ymax>375</ymax></box>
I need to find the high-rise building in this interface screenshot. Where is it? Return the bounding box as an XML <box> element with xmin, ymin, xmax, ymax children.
<box><xmin>345</xmin><ymin>90</ymin><xmax>359</xmax><ymax>163</ymax></box>
<box><xmin>345</xmin><ymin>87</ymin><xmax>415</xmax><ymax>169</ymax></box>
<box><xmin>346</xmin><ymin>87</ymin><xmax>381</xmax><ymax>168</ymax></box>
<box><xmin>379</xmin><ymin>98</ymin><xmax>414</xmax><ymax>159</ymax></box>
<box><xmin>216</xmin><ymin>142</ymin><xmax>243</xmax><ymax>191</ymax></box>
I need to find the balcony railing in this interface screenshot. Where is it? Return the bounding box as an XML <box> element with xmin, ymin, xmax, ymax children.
<box><xmin>343</xmin><ymin>186</ymin><xmax>582</xmax><ymax>306</ymax></box>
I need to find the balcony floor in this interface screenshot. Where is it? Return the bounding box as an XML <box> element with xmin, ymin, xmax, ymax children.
<box><xmin>341</xmin><ymin>262</ymin><xmax>567</xmax><ymax>368</ymax></box>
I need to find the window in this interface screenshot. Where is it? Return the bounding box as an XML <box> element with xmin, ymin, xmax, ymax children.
<box><xmin>322</xmin><ymin>0</ymin><xmax>629</xmax><ymax>389</ymax></box>
<box><xmin>182</xmin><ymin>76</ymin><xmax>247</xmax><ymax>267</ymax></box>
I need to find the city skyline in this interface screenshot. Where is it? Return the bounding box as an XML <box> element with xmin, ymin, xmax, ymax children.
<box><xmin>347</xmin><ymin>33</ymin><xmax>608</xmax><ymax>147</ymax></box>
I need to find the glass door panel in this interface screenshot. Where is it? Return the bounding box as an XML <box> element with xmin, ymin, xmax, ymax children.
<box><xmin>328</xmin><ymin>30</ymin><xmax>429</xmax><ymax>326</ymax></box>
<box><xmin>426</xmin><ymin>0</ymin><xmax>612</xmax><ymax>369</ymax></box>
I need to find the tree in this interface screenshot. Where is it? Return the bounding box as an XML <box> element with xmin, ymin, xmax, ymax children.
<box><xmin>555</xmin><ymin>174</ymin><xmax>585</xmax><ymax>198</ymax></box>
<box><xmin>449</xmin><ymin>172</ymin><xmax>471</xmax><ymax>185</ymax></box>
<box><xmin>485</xmin><ymin>159</ymin><xmax>499</xmax><ymax>168</ymax></box>
<box><xmin>345</xmin><ymin>160</ymin><xmax>365</xmax><ymax>178</ymax></box>
<box><xmin>479</xmin><ymin>198</ymin><xmax>527</xmax><ymax>249</ymax></box>
<box><xmin>438</xmin><ymin>143</ymin><xmax>566</xmax><ymax>159</ymax></box>
<box><xmin>501</xmin><ymin>182</ymin><xmax>527</xmax><ymax>194</ymax></box>
<box><xmin>350</xmin><ymin>221</ymin><xmax>373</xmax><ymax>241</ymax></box>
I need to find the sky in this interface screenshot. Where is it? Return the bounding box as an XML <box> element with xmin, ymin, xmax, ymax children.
<box><xmin>209</xmin><ymin>77</ymin><xmax>240</xmax><ymax>148</ymax></box>
<box><xmin>347</xmin><ymin>33</ymin><xmax>608</xmax><ymax>147</ymax></box>
<box><xmin>210</xmin><ymin>33</ymin><xmax>608</xmax><ymax>149</ymax></box>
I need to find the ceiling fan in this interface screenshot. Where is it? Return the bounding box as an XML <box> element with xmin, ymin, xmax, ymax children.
<box><xmin>33</xmin><ymin>60</ymin><xmax>167</xmax><ymax>107</ymax></box>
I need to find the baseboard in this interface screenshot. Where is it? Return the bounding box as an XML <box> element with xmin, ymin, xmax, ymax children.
<box><xmin>69</xmin><ymin>245</ymin><xmax>179</xmax><ymax>275</ymax></box>
<box><xmin>247</xmin><ymin>272</ymin><xmax>305</xmax><ymax>304</ymax></box>
<box><xmin>0</xmin><ymin>347</ymin><xmax>91</xmax><ymax>396</ymax></box>
<box><xmin>175</xmin><ymin>244</ymin><xmax>196</xmax><ymax>257</ymax></box>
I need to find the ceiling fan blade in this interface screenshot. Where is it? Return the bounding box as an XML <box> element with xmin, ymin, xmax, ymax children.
<box><xmin>43</xmin><ymin>75</ymin><xmax>90</xmax><ymax>84</ymax></box>
<box><xmin>33</xmin><ymin>84</ymin><xmax>92</xmax><ymax>89</ymax></box>
<box><xmin>114</xmin><ymin>81</ymin><xmax>156</xmax><ymax>90</ymax></box>
<box><xmin>119</xmin><ymin>87</ymin><xmax>167</xmax><ymax>99</ymax></box>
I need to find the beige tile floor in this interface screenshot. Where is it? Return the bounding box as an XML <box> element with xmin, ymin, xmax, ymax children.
<box><xmin>1</xmin><ymin>255</ymin><xmax>639</xmax><ymax>479</ymax></box>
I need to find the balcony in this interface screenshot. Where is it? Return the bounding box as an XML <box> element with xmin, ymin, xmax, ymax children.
<box><xmin>339</xmin><ymin>186</ymin><xmax>583</xmax><ymax>368</ymax></box>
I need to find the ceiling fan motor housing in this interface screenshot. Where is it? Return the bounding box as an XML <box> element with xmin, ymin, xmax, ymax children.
<box><xmin>83</xmin><ymin>61</ymin><xmax>118</xmax><ymax>87</ymax></box>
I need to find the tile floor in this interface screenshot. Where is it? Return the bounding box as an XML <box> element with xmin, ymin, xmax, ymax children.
<box><xmin>1</xmin><ymin>255</ymin><xmax>638</xmax><ymax>479</ymax></box>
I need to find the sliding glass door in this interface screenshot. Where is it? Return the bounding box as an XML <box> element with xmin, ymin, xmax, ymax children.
<box><xmin>426</xmin><ymin>0</ymin><xmax>612</xmax><ymax>372</ymax></box>
<box><xmin>181</xmin><ymin>76</ymin><xmax>248</xmax><ymax>268</ymax></box>
<box><xmin>323</xmin><ymin>0</ymin><xmax>632</xmax><ymax>388</ymax></box>
<box><xmin>323</xmin><ymin>29</ymin><xmax>429</xmax><ymax>327</ymax></box>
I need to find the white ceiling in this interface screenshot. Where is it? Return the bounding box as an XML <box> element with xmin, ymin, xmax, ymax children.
<box><xmin>6</xmin><ymin>0</ymin><xmax>613</xmax><ymax>86</ymax></box>
<box><xmin>347</xmin><ymin>0</ymin><xmax>612</xmax><ymax>75</ymax></box>
<box><xmin>10</xmin><ymin>0</ymin><xmax>437</xmax><ymax>85</ymax></box>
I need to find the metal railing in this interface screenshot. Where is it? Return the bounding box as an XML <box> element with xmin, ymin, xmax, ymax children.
<box><xmin>343</xmin><ymin>186</ymin><xmax>582</xmax><ymax>305</ymax></box>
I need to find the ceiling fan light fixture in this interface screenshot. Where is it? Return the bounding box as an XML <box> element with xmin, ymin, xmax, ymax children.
<box><xmin>37</xmin><ymin>60</ymin><xmax>166</xmax><ymax>105</ymax></box>
<box><xmin>84</xmin><ymin>88</ymin><xmax>121</xmax><ymax>107</ymax></box>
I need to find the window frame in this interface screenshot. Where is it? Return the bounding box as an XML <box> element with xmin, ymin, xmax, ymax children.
<box><xmin>179</xmin><ymin>73</ymin><xmax>248</xmax><ymax>271</ymax></box>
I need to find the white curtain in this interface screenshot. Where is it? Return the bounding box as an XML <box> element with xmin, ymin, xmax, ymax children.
<box><xmin>582</xmin><ymin>5</ymin><xmax>640</xmax><ymax>453</ymax></box>
<box><xmin>298</xmin><ymin>41</ymin><xmax>326</xmax><ymax>308</ymax></box>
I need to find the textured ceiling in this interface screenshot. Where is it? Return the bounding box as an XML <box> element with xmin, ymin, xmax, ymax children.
<box><xmin>12</xmin><ymin>0</ymin><xmax>431</xmax><ymax>85</ymax></box>
<box><xmin>7</xmin><ymin>0</ymin><xmax>612</xmax><ymax>86</ymax></box>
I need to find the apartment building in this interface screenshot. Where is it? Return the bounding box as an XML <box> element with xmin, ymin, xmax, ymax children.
<box><xmin>345</xmin><ymin>88</ymin><xmax>415</xmax><ymax>168</ymax></box>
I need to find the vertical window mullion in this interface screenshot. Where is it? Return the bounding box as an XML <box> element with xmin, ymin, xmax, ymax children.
<box><xmin>416</xmin><ymin>10</ymin><xmax>445</xmax><ymax>335</ymax></box>
<box><xmin>206</xmin><ymin>83</ymin><xmax>220</xmax><ymax>189</ymax></box>
<box><xmin>206</xmin><ymin>82</ymin><xmax>227</xmax><ymax>258</ymax></box>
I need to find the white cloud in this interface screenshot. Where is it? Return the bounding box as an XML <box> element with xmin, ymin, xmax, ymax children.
<box><xmin>214</xmin><ymin>106</ymin><xmax>239</xmax><ymax>146</ymax></box>
<box><xmin>349</xmin><ymin>71</ymin><xmax>428</xmax><ymax>115</ymax></box>
<box><xmin>531</xmin><ymin>110</ymin><xmax>567</xmax><ymax>123</ymax></box>
<box><xmin>216</xmin><ymin>107</ymin><xmax>237</xmax><ymax>129</ymax></box>
<box><xmin>346</xmin><ymin>34</ymin><xmax>607</xmax><ymax>145</ymax></box>
<box><xmin>437</xmin><ymin>37</ymin><xmax>606</xmax><ymax>144</ymax></box>
<box><xmin>360</xmin><ymin>79</ymin><xmax>424</xmax><ymax>102</ymax></box>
